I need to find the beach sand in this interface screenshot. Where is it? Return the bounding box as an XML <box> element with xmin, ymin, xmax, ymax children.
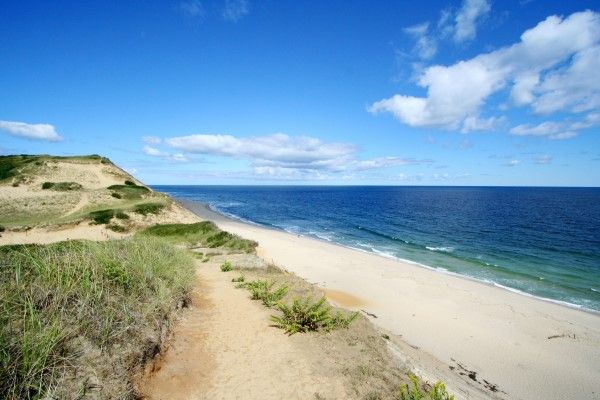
<box><xmin>187</xmin><ymin>202</ymin><xmax>600</xmax><ymax>400</ymax></box>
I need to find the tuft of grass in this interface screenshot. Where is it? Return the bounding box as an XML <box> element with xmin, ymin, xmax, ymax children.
<box><xmin>115</xmin><ymin>211</ymin><xmax>129</xmax><ymax>220</ymax></box>
<box><xmin>133</xmin><ymin>203</ymin><xmax>164</xmax><ymax>216</ymax></box>
<box><xmin>88</xmin><ymin>209</ymin><xmax>115</xmax><ymax>225</ymax></box>
<box><xmin>111</xmin><ymin>192</ymin><xmax>122</xmax><ymax>199</ymax></box>
<box><xmin>107</xmin><ymin>224</ymin><xmax>127</xmax><ymax>233</ymax></box>
<box><xmin>270</xmin><ymin>296</ymin><xmax>358</xmax><ymax>335</ymax></box>
<box><xmin>0</xmin><ymin>155</ymin><xmax>37</xmax><ymax>182</ymax></box>
<box><xmin>124</xmin><ymin>180</ymin><xmax>136</xmax><ymax>186</ymax></box>
<box><xmin>140</xmin><ymin>222</ymin><xmax>257</xmax><ymax>253</ymax></box>
<box><xmin>220</xmin><ymin>261</ymin><xmax>233</xmax><ymax>272</ymax></box>
<box><xmin>242</xmin><ymin>279</ymin><xmax>289</xmax><ymax>307</ymax></box>
<box><xmin>231</xmin><ymin>274</ymin><xmax>245</xmax><ymax>283</ymax></box>
<box><xmin>0</xmin><ymin>237</ymin><xmax>195</xmax><ymax>399</ymax></box>
<box><xmin>41</xmin><ymin>182</ymin><xmax>82</xmax><ymax>191</ymax></box>
<box><xmin>399</xmin><ymin>375</ymin><xmax>455</xmax><ymax>400</ymax></box>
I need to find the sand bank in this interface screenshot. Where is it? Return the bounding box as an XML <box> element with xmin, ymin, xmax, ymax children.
<box><xmin>186</xmin><ymin>202</ymin><xmax>600</xmax><ymax>400</ymax></box>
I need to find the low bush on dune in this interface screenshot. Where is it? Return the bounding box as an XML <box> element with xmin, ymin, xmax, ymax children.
<box><xmin>140</xmin><ymin>222</ymin><xmax>257</xmax><ymax>253</ymax></box>
<box><xmin>270</xmin><ymin>296</ymin><xmax>358</xmax><ymax>335</ymax></box>
<box><xmin>89</xmin><ymin>208</ymin><xmax>116</xmax><ymax>224</ymax></box>
<box><xmin>241</xmin><ymin>279</ymin><xmax>289</xmax><ymax>307</ymax></box>
<box><xmin>220</xmin><ymin>261</ymin><xmax>233</xmax><ymax>271</ymax></box>
<box><xmin>107</xmin><ymin>184</ymin><xmax>149</xmax><ymax>200</ymax></box>
<box><xmin>0</xmin><ymin>237</ymin><xmax>195</xmax><ymax>399</ymax></box>
<box><xmin>41</xmin><ymin>181</ymin><xmax>82</xmax><ymax>191</ymax></box>
<box><xmin>134</xmin><ymin>202</ymin><xmax>164</xmax><ymax>215</ymax></box>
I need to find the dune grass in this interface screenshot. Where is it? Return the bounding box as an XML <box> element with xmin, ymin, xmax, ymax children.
<box><xmin>41</xmin><ymin>182</ymin><xmax>82</xmax><ymax>191</ymax></box>
<box><xmin>0</xmin><ymin>236</ymin><xmax>195</xmax><ymax>400</ymax></box>
<box><xmin>134</xmin><ymin>202</ymin><xmax>164</xmax><ymax>215</ymax></box>
<box><xmin>140</xmin><ymin>221</ymin><xmax>257</xmax><ymax>252</ymax></box>
<box><xmin>399</xmin><ymin>375</ymin><xmax>455</xmax><ymax>400</ymax></box>
<box><xmin>107</xmin><ymin>184</ymin><xmax>150</xmax><ymax>200</ymax></box>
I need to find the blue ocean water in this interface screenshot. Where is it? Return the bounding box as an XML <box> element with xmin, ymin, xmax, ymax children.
<box><xmin>154</xmin><ymin>185</ymin><xmax>600</xmax><ymax>312</ymax></box>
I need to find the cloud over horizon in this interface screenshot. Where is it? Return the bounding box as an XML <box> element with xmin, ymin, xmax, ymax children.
<box><xmin>372</xmin><ymin>10</ymin><xmax>600</xmax><ymax>139</ymax></box>
<box><xmin>0</xmin><ymin>120</ymin><xmax>63</xmax><ymax>142</ymax></box>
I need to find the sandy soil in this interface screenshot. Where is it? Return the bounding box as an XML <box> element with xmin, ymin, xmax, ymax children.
<box><xmin>186</xmin><ymin>202</ymin><xmax>600</xmax><ymax>400</ymax></box>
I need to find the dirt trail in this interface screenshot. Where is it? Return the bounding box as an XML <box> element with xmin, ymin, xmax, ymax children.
<box><xmin>137</xmin><ymin>257</ymin><xmax>348</xmax><ymax>400</ymax></box>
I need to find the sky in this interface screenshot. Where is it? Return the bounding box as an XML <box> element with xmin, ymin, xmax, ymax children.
<box><xmin>1</xmin><ymin>0</ymin><xmax>599</xmax><ymax>186</ymax></box>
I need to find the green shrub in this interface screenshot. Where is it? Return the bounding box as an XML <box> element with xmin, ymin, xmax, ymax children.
<box><xmin>115</xmin><ymin>211</ymin><xmax>129</xmax><ymax>219</ymax></box>
<box><xmin>107</xmin><ymin>184</ymin><xmax>149</xmax><ymax>200</ymax></box>
<box><xmin>107</xmin><ymin>224</ymin><xmax>127</xmax><ymax>233</ymax></box>
<box><xmin>243</xmin><ymin>279</ymin><xmax>289</xmax><ymax>307</ymax></box>
<box><xmin>89</xmin><ymin>209</ymin><xmax>115</xmax><ymax>224</ymax></box>
<box><xmin>0</xmin><ymin>237</ymin><xmax>194</xmax><ymax>399</ymax></box>
<box><xmin>134</xmin><ymin>203</ymin><xmax>164</xmax><ymax>216</ymax></box>
<box><xmin>231</xmin><ymin>274</ymin><xmax>245</xmax><ymax>283</ymax></box>
<box><xmin>124</xmin><ymin>180</ymin><xmax>136</xmax><ymax>186</ymax></box>
<box><xmin>0</xmin><ymin>226</ymin><xmax>5</xmax><ymax>233</ymax></box>
<box><xmin>0</xmin><ymin>155</ymin><xmax>37</xmax><ymax>182</ymax></box>
<box><xmin>111</xmin><ymin>192</ymin><xmax>122</xmax><ymax>199</ymax></box>
<box><xmin>41</xmin><ymin>181</ymin><xmax>82</xmax><ymax>191</ymax></box>
<box><xmin>399</xmin><ymin>375</ymin><xmax>454</xmax><ymax>400</ymax></box>
<box><xmin>220</xmin><ymin>261</ymin><xmax>233</xmax><ymax>272</ymax></box>
<box><xmin>140</xmin><ymin>222</ymin><xmax>257</xmax><ymax>253</ymax></box>
<box><xmin>270</xmin><ymin>296</ymin><xmax>358</xmax><ymax>335</ymax></box>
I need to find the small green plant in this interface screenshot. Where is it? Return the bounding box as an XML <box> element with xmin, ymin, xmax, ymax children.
<box><xmin>41</xmin><ymin>181</ymin><xmax>82</xmax><ymax>191</ymax></box>
<box><xmin>111</xmin><ymin>192</ymin><xmax>122</xmax><ymax>199</ymax></box>
<box><xmin>124</xmin><ymin>180</ymin><xmax>136</xmax><ymax>186</ymax></box>
<box><xmin>0</xmin><ymin>226</ymin><xmax>5</xmax><ymax>233</ymax></box>
<box><xmin>231</xmin><ymin>274</ymin><xmax>245</xmax><ymax>283</ymax></box>
<box><xmin>220</xmin><ymin>261</ymin><xmax>233</xmax><ymax>272</ymax></box>
<box><xmin>115</xmin><ymin>211</ymin><xmax>129</xmax><ymax>220</ymax></box>
<box><xmin>270</xmin><ymin>296</ymin><xmax>358</xmax><ymax>335</ymax></box>
<box><xmin>398</xmin><ymin>375</ymin><xmax>454</xmax><ymax>400</ymax></box>
<box><xmin>243</xmin><ymin>279</ymin><xmax>287</xmax><ymax>307</ymax></box>
<box><xmin>41</xmin><ymin>181</ymin><xmax>53</xmax><ymax>189</ymax></box>
<box><xmin>134</xmin><ymin>203</ymin><xmax>164</xmax><ymax>215</ymax></box>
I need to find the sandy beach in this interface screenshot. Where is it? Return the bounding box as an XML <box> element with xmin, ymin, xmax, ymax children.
<box><xmin>186</xmin><ymin>201</ymin><xmax>600</xmax><ymax>400</ymax></box>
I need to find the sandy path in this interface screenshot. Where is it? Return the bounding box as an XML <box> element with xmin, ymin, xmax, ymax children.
<box><xmin>138</xmin><ymin>258</ymin><xmax>347</xmax><ymax>400</ymax></box>
<box><xmin>187</xmin><ymin>203</ymin><xmax>600</xmax><ymax>400</ymax></box>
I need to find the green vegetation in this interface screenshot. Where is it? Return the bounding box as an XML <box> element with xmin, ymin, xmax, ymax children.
<box><xmin>220</xmin><ymin>261</ymin><xmax>233</xmax><ymax>272</ymax></box>
<box><xmin>111</xmin><ymin>192</ymin><xmax>122</xmax><ymax>199</ymax></box>
<box><xmin>0</xmin><ymin>237</ymin><xmax>195</xmax><ymax>399</ymax></box>
<box><xmin>107</xmin><ymin>184</ymin><xmax>149</xmax><ymax>200</ymax></box>
<box><xmin>124</xmin><ymin>180</ymin><xmax>136</xmax><ymax>186</ymax></box>
<box><xmin>241</xmin><ymin>279</ymin><xmax>289</xmax><ymax>307</ymax></box>
<box><xmin>270</xmin><ymin>296</ymin><xmax>358</xmax><ymax>335</ymax></box>
<box><xmin>399</xmin><ymin>375</ymin><xmax>455</xmax><ymax>400</ymax></box>
<box><xmin>231</xmin><ymin>274</ymin><xmax>245</xmax><ymax>283</ymax></box>
<box><xmin>115</xmin><ymin>211</ymin><xmax>129</xmax><ymax>219</ymax></box>
<box><xmin>89</xmin><ymin>209</ymin><xmax>116</xmax><ymax>224</ymax></box>
<box><xmin>1</xmin><ymin>155</ymin><xmax>113</xmax><ymax>184</ymax></box>
<box><xmin>0</xmin><ymin>155</ymin><xmax>38</xmax><ymax>182</ymax></box>
<box><xmin>140</xmin><ymin>222</ymin><xmax>257</xmax><ymax>252</ymax></box>
<box><xmin>107</xmin><ymin>224</ymin><xmax>127</xmax><ymax>233</ymax></box>
<box><xmin>41</xmin><ymin>181</ymin><xmax>82</xmax><ymax>191</ymax></box>
<box><xmin>134</xmin><ymin>202</ymin><xmax>164</xmax><ymax>215</ymax></box>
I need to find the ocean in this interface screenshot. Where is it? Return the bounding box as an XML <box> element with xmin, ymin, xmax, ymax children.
<box><xmin>154</xmin><ymin>185</ymin><xmax>600</xmax><ymax>312</ymax></box>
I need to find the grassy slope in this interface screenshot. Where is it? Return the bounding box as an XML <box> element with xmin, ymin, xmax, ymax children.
<box><xmin>0</xmin><ymin>155</ymin><xmax>169</xmax><ymax>228</ymax></box>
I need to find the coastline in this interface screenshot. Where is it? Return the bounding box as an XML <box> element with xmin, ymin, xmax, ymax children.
<box><xmin>182</xmin><ymin>199</ymin><xmax>600</xmax><ymax>400</ymax></box>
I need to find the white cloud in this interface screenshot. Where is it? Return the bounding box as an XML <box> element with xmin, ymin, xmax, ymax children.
<box><xmin>453</xmin><ymin>0</ymin><xmax>491</xmax><ymax>42</ymax></box>
<box><xmin>507</xmin><ymin>159</ymin><xmax>520</xmax><ymax>167</ymax></box>
<box><xmin>165</xmin><ymin>133</ymin><xmax>421</xmax><ymax>175</ymax></box>
<box><xmin>510</xmin><ymin>112</ymin><xmax>600</xmax><ymax>140</ymax></box>
<box><xmin>371</xmin><ymin>11</ymin><xmax>600</xmax><ymax>136</ymax></box>
<box><xmin>179</xmin><ymin>0</ymin><xmax>204</xmax><ymax>18</ymax></box>
<box><xmin>0</xmin><ymin>120</ymin><xmax>63</xmax><ymax>141</ymax></box>
<box><xmin>222</xmin><ymin>0</ymin><xmax>249</xmax><ymax>22</ymax></box>
<box><xmin>142</xmin><ymin>136</ymin><xmax>161</xmax><ymax>144</ymax></box>
<box><xmin>535</xmin><ymin>154</ymin><xmax>553</xmax><ymax>164</ymax></box>
<box><xmin>404</xmin><ymin>22</ymin><xmax>437</xmax><ymax>60</ymax></box>
<box><xmin>143</xmin><ymin>145</ymin><xmax>188</xmax><ymax>162</ymax></box>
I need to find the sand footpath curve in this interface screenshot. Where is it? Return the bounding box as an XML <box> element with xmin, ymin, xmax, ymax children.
<box><xmin>187</xmin><ymin>202</ymin><xmax>600</xmax><ymax>400</ymax></box>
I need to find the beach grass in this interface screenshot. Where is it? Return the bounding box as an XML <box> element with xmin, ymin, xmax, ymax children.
<box><xmin>0</xmin><ymin>236</ymin><xmax>195</xmax><ymax>399</ymax></box>
<box><xmin>140</xmin><ymin>221</ymin><xmax>257</xmax><ymax>252</ymax></box>
<box><xmin>399</xmin><ymin>375</ymin><xmax>454</xmax><ymax>400</ymax></box>
<box><xmin>41</xmin><ymin>182</ymin><xmax>82</xmax><ymax>191</ymax></box>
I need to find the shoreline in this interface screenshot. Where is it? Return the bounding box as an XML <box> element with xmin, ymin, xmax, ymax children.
<box><xmin>199</xmin><ymin>200</ymin><xmax>599</xmax><ymax>315</ymax></box>
<box><xmin>179</xmin><ymin>198</ymin><xmax>600</xmax><ymax>400</ymax></box>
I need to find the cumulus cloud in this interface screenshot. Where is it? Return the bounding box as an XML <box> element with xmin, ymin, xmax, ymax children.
<box><xmin>142</xmin><ymin>145</ymin><xmax>188</xmax><ymax>162</ymax></box>
<box><xmin>165</xmin><ymin>133</ymin><xmax>421</xmax><ymax>175</ymax></box>
<box><xmin>510</xmin><ymin>112</ymin><xmax>600</xmax><ymax>140</ymax></box>
<box><xmin>371</xmin><ymin>11</ymin><xmax>600</xmax><ymax>137</ymax></box>
<box><xmin>222</xmin><ymin>0</ymin><xmax>249</xmax><ymax>22</ymax></box>
<box><xmin>452</xmin><ymin>0</ymin><xmax>491</xmax><ymax>42</ymax></box>
<box><xmin>0</xmin><ymin>120</ymin><xmax>63</xmax><ymax>141</ymax></box>
<box><xmin>403</xmin><ymin>0</ymin><xmax>490</xmax><ymax>61</ymax></box>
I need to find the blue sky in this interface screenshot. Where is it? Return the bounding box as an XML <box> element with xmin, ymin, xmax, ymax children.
<box><xmin>1</xmin><ymin>0</ymin><xmax>599</xmax><ymax>186</ymax></box>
